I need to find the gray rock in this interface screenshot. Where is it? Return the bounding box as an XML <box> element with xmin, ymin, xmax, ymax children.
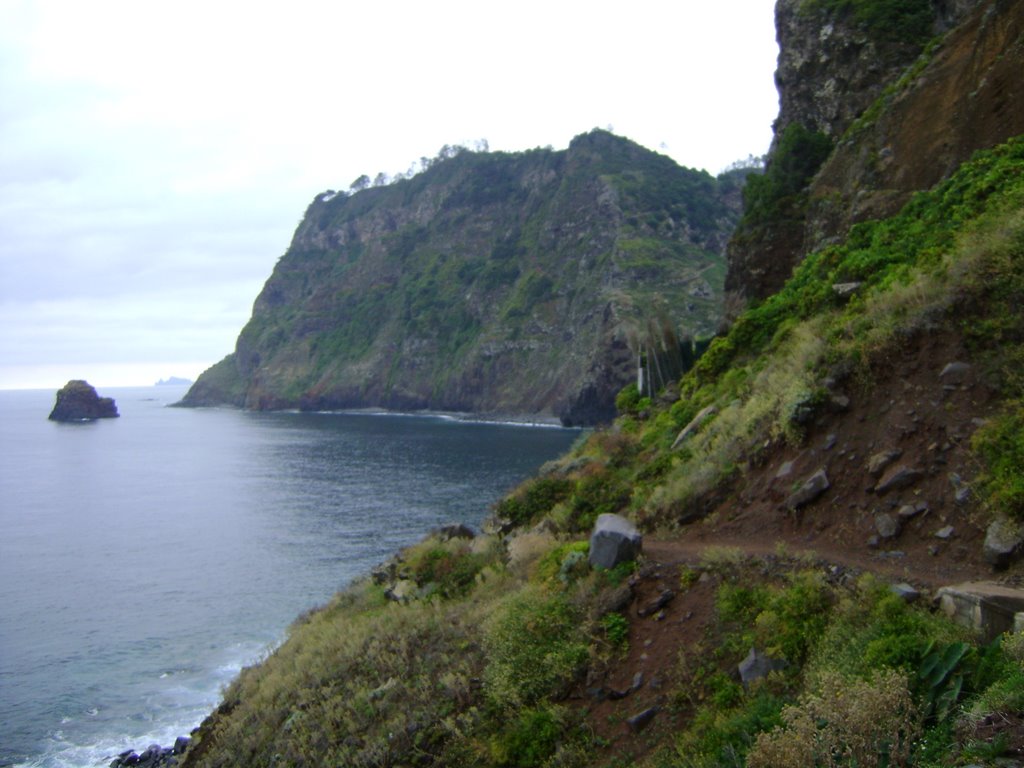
<box><xmin>897</xmin><ymin>504</ymin><xmax>921</xmax><ymax>520</ymax></box>
<box><xmin>891</xmin><ymin>583</ymin><xmax>920</xmax><ymax>602</ymax></box>
<box><xmin>626</xmin><ymin>706</ymin><xmax>660</xmax><ymax>732</ymax></box>
<box><xmin>939</xmin><ymin>361</ymin><xmax>971</xmax><ymax>383</ymax></box>
<box><xmin>832</xmin><ymin>281</ymin><xmax>862</xmax><ymax>298</ymax></box>
<box><xmin>955</xmin><ymin>485</ymin><xmax>972</xmax><ymax>505</ymax></box>
<box><xmin>866</xmin><ymin>449</ymin><xmax>902</xmax><ymax>477</ymax></box>
<box><xmin>738</xmin><ymin>647</ymin><xmax>787</xmax><ymax>686</ymax></box>
<box><xmin>875</xmin><ymin>465</ymin><xmax>924</xmax><ymax>494</ymax></box>
<box><xmin>875</xmin><ymin>513</ymin><xmax>901</xmax><ymax>539</ymax></box>
<box><xmin>984</xmin><ymin>515</ymin><xmax>1024</xmax><ymax>570</ymax></box>
<box><xmin>935</xmin><ymin>525</ymin><xmax>955</xmax><ymax>540</ymax></box>
<box><xmin>431</xmin><ymin>523</ymin><xmax>475</xmax><ymax>540</ymax></box>
<box><xmin>589</xmin><ymin>514</ymin><xmax>642</xmax><ymax>570</ymax></box>
<box><xmin>786</xmin><ymin>469</ymin><xmax>830</xmax><ymax>510</ymax></box>
<box><xmin>823</xmin><ymin>433</ymin><xmax>838</xmax><ymax>450</ymax></box>
<box><xmin>638</xmin><ymin>589</ymin><xmax>675</xmax><ymax>618</ymax></box>
<box><xmin>775</xmin><ymin>460</ymin><xmax>795</xmax><ymax>479</ymax></box>
<box><xmin>938</xmin><ymin>582</ymin><xmax>1024</xmax><ymax>642</ymax></box>
<box><xmin>385</xmin><ymin>579</ymin><xmax>418</xmax><ymax>602</ymax></box>
<box><xmin>172</xmin><ymin>737</ymin><xmax>190</xmax><ymax>755</ymax></box>
<box><xmin>671</xmin><ymin>405</ymin><xmax>717</xmax><ymax>450</ymax></box>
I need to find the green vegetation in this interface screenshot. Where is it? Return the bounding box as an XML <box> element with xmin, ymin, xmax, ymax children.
<box><xmin>802</xmin><ymin>0</ymin><xmax>934</xmax><ymax>45</ymax></box>
<box><xmin>738</xmin><ymin>123</ymin><xmax>833</xmax><ymax>233</ymax></box>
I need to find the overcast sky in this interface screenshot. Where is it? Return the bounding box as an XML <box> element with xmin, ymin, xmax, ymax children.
<box><xmin>0</xmin><ymin>0</ymin><xmax>779</xmax><ymax>390</ymax></box>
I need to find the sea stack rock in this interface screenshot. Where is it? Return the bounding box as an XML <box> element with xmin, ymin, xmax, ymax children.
<box><xmin>48</xmin><ymin>380</ymin><xmax>119</xmax><ymax>422</ymax></box>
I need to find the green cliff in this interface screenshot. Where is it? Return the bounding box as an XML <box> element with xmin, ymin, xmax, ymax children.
<box><xmin>182</xmin><ymin>131</ymin><xmax>747</xmax><ymax>425</ymax></box>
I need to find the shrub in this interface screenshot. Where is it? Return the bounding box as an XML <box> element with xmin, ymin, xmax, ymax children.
<box><xmin>747</xmin><ymin>668</ymin><xmax>920</xmax><ymax>768</ymax></box>
<box><xmin>972</xmin><ymin>404</ymin><xmax>1024</xmax><ymax>520</ymax></box>
<box><xmin>489</xmin><ymin>704</ymin><xmax>565</xmax><ymax>767</ymax></box>
<box><xmin>482</xmin><ymin>586</ymin><xmax>589</xmax><ymax>709</ymax></box>
<box><xmin>405</xmin><ymin>541</ymin><xmax>488</xmax><ymax>598</ymax></box>
<box><xmin>494</xmin><ymin>476</ymin><xmax>574</xmax><ymax>528</ymax></box>
<box><xmin>601</xmin><ymin>612</ymin><xmax>630</xmax><ymax>654</ymax></box>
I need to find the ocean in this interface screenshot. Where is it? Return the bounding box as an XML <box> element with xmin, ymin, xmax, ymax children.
<box><xmin>0</xmin><ymin>386</ymin><xmax>579</xmax><ymax>767</ymax></box>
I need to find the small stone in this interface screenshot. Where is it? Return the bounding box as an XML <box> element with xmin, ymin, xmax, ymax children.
<box><xmin>939</xmin><ymin>361</ymin><xmax>971</xmax><ymax>383</ymax></box>
<box><xmin>875</xmin><ymin>465</ymin><xmax>924</xmax><ymax>494</ymax></box>
<box><xmin>786</xmin><ymin>469</ymin><xmax>830</xmax><ymax>510</ymax></box>
<box><xmin>897</xmin><ymin>504</ymin><xmax>920</xmax><ymax>520</ymax></box>
<box><xmin>638</xmin><ymin>588</ymin><xmax>675</xmax><ymax>618</ymax></box>
<box><xmin>955</xmin><ymin>486</ymin><xmax>971</xmax><ymax>505</ymax></box>
<box><xmin>775</xmin><ymin>460</ymin><xmax>795</xmax><ymax>479</ymax></box>
<box><xmin>632</xmin><ymin>672</ymin><xmax>644</xmax><ymax>690</ymax></box>
<box><xmin>867</xmin><ymin>535</ymin><xmax>880</xmax><ymax>549</ymax></box>
<box><xmin>866</xmin><ymin>450</ymin><xmax>902</xmax><ymax>477</ymax></box>
<box><xmin>627</xmin><ymin>706</ymin><xmax>660</xmax><ymax>732</ymax></box>
<box><xmin>823</xmin><ymin>434</ymin><xmax>838</xmax><ymax>450</ymax></box>
<box><xmin>935</xmin><ymin>526</ymin><xmax>955</xmax><ymax>540</ymax></box>
<box><xmin>875</xmin><ymin>513</ymin><xmax>901</xmax><ymax>539</ymax></box>
<box><xmin>891</xmin><ymin>583</ymin><xmax>920</xmax><ymax>602</ymax></box>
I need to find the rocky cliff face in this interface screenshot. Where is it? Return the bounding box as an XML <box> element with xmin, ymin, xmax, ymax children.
<box><xmin>182</xmin><ymin>131</ymin><xmax>745</xmax><ymax>425</ymax></box>
<box><xmin>726</xmin><ymin>0</ymin><xmax>990</xmax><ymax>301</ymax></box>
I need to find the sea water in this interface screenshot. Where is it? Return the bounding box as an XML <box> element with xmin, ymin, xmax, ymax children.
<box><xmin>0</xmin><ymin>387</ymin><xmax>579</xmax><ymax>767</ymax></box>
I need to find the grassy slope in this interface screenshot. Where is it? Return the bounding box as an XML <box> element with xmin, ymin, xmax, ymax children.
<box><xmin>180</xmin><ymin>136</ymin><xmax>1024</xmax><ymax>767</ymax></box>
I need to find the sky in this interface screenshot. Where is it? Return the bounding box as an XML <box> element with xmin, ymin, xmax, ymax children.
<box><xmin>0</xmin><ymin>0</ymin><xmax>780</xmax><ymax>391</ymax></box>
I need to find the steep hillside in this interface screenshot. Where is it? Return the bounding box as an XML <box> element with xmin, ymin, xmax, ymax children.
<box><xmin>170</xmin><ymin>2</ymin><xmax>1024</xmax><ymax>767</ymax></box>
<box><xmin>177</xmin><ymin>134</ymin><xmax>1024</xmax><ymax>768</ymax></box>
<box><xmin>181</xmin><ymin>132</ymin><xmax>745</xmax><ymax>425</ymax></box>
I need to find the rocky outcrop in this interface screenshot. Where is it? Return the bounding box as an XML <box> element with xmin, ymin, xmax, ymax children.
<box><xmin>806</xmin><ymin>0</ymin><xmax>1024</xmax><ymax>251</ymax></box>
<box><xmin>726</xmin><ymin>0</ymin><xmax>1021</xmax><ymax>301</ymax></box>
<box><xmin>48</xmin><ymin>380</ymin><xmax>119</xmax><ymax>422</ymax></box>
<box><xmin>110</xmin><ymin>737</ymin><xmax>190</xmax><ymax>768</ymax></box>
<box><xmin>181</xmin><ymin>131</ymin><xmax>744</xmax><ymax>425</ymax></box>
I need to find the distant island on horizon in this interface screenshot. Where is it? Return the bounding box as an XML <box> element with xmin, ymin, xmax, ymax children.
<box><xmin>155</xmin><ymin>377</ymin><xmax>193</xmax><ymax>386</ymax></box>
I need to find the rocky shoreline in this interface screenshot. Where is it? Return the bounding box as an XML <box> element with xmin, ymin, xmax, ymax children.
<box><xmin>109</xmin><ymin>737</ymin><xmax>190</xmax><ymax>768</ymax></box>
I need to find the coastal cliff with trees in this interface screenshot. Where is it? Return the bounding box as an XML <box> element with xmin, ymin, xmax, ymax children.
<box><xmin>180</xmin><ymin>133</ymin><xmax>750</xmax><ymax>425</ymax></box>
<box><xmin>173</xmin><ymin>0</ymin><xmax>1024</xmax><ymax>766</ymax></box>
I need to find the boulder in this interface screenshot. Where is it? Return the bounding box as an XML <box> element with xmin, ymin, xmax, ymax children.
<box><xmin>589</xmin><ymin>514</ymin><xmax>642</xmax><ymax>570</ymax></box>
<box><xmin>983</xmin><ymin>515</ymin><xmax>1024</xmax><ymax>570</ymax></box>
<box><xmin>937</xmin><ymin>582</ymin><xmax>1024</xmax><ymax>642</ymax></box>
<box><xmin>48</xmin><ymin>380</ymin><xmax>119</xmax><ymax>422</ymax></box>
<box><xmin>785</xmin><ymin>469</ymin><xmax>830</xmax><ymax>510</ymax></box>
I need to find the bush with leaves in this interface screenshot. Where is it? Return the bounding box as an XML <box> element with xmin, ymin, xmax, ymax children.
<box><xmin>748</xmin><ymin>668</ymin><xmax>920</xmax><ymax>768</ymax></box>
